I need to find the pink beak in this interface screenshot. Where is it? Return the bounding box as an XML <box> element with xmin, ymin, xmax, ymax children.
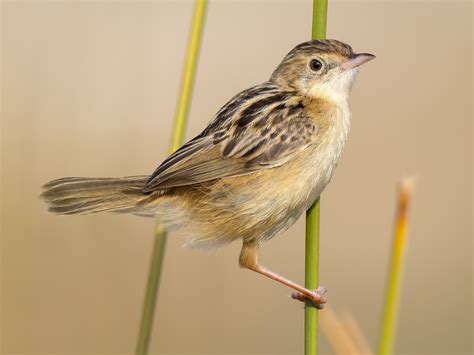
<box><xmin>341</xmin><ymin>53</ymin><xmax>376</xmax><ymax>70</ymax></box>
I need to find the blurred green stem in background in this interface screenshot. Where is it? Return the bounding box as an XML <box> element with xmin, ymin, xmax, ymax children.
<box><xmin>306</xmin><ymin>1</ymin><xmax>328</xmax><ymax>355</ymax></box>
<box><xmin>135</xmin><ymin>1</ymin><xmax>208</xmax><ymax>354</ymax></box>
<box><xmin>378</xmin><ymin>179</ymin><xmax>414</xmax><ymax>355</ymax></box>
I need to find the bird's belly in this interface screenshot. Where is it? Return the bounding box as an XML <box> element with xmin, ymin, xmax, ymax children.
<box><xmin>184</xmin><ymin>127</ymin><xmax>348</xmax><ymax>247</ymax></box>
<box><xmin>233</xmin><ymin>142</ymin><xmax>344</xmax><ymax>242</ymax></box>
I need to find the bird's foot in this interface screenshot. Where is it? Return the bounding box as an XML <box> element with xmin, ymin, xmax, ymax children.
<box><xmin>291</xmin><ymin>286</ymin><xmax>327</xmax><ymax>309</ymax></box>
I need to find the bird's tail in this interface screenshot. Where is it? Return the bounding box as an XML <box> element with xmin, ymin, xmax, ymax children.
<box><xmin>41</xmin><ymin>176</ymin><xmax>152</xmax><ymax>215</ymax></box>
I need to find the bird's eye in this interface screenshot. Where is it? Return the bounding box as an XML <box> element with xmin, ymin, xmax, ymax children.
<box><xmin>309</xmin><ymin>59</ymin><xmax>323</xmax><ymax>72</ymax></box>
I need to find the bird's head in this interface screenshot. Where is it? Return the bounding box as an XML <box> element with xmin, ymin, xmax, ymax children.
<box><xmin>270</xmin><ymin>39</ymin><xmax>375</xmax><ymax>101</ymax></box>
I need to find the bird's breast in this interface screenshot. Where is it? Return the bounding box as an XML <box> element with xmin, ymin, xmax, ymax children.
<box><xmin>190</xmin><ymin>102</ymin><xmax>352</xmax><ymax>244</ymax></box>
<box><xmin>290</xmin><ymin>101</ymin><xmax>351</xmax><ymax>210</ymax></box>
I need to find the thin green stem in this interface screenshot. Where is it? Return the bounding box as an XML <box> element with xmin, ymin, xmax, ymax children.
<box><xmin>136</xmin><ymin>225</ymin><xmax>167</xmax><ymax>355</ymax></box>
<box><xmin>378</xmin><ymin>180</ymin><xmax>414</xmax><ymax>355</ymax></box>
<box><xmin>312</xmin><ymin>0</ymin><xmax>328</xmax><ymax>40</ymax></box>
<box><xmin>169</xmin><ymin>0</ymin><xmax>208</xmax><ymax>152</ymax></box>
<box><xmin>305</xmin><ymin>200</ymin><xmax>321</xmax><ymax>355</ymax></box>
<box><xmin>135</xmin><ymin>1</ymin><xmax>208</xmax><ymax>354</ymax></box>
<box><xmin>305</xmin><ymin>1</ymin><xmax>328</xmax><ymax>354</ymax></box>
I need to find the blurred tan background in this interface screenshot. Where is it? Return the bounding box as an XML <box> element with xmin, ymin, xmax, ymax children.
<box><xmin>1</xmin><ymin>0</ymin><xmax>472</xmax><ymax>354</ymax></box>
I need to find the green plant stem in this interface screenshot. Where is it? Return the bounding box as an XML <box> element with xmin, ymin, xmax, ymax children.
<box><xmin>312</xmin><ymin>0</ymin><xmax>328</xmax><ymax>40</ymax></box>
<box><xmin>135</xmin><ymin>1</ymin><xmax>208</xmax><ymax>354</ymax></box>
<box><xmin>305</xmin><ymin>1</ymin><xmax>328</xmax><ymax>355</ymax></box>
<box><xmin>378</xmin><ymin>180</ymin><xmax>413</xmax><ymax>355</ymax></box>
<box><xmin>305</xmin><ymin>200</ymin><xmax>321</xmax><ymax>355</ymax></box>
<box><xmin>136</xmin><ymin>225</ymin><xmax>167</xmax><ymax>355</ymax></box>
<box><xmin>169</xmin><ymin>0</ymin><xmax>208</xmax><ymax>152</ymax></box>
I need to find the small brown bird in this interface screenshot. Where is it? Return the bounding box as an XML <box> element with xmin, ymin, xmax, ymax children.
<box><xmin>42</xmin><ymin>39</ymin><xmax>374</xmax><ymax>308</ymax></box>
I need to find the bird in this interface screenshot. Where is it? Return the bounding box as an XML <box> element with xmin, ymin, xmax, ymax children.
<box><xmin>41</xmin><ymin>39</ymin><xmax>375</xmax><ymax>308</ymax></box>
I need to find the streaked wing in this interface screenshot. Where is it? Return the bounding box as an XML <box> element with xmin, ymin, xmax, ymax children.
<box><xmin>144</xmin><ymin>82</ymin><xmax>318</xmax><ymax>192</ymax></box>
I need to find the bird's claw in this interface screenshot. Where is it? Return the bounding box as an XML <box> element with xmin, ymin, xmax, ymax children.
<box><xmin>291</xmin><ymin>286</ymin><xmax>327</xmax><ymax>309</ymax></box>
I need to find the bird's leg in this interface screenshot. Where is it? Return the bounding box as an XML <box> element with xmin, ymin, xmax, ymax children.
<box><xmin>239</xmin><ymin>241</ymin><xmax>327</xmax><ymax>309</ymax></box>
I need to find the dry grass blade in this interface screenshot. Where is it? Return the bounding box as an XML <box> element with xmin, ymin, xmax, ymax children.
<box><xmin>339</xmin><ymin>312</ymin><xmax>372</xmax><ymax>355</ymax></box>
<box><xmin>320</xmin><ymin>306</ymin><xmax>373</xmax><ymax>355</ymax></box>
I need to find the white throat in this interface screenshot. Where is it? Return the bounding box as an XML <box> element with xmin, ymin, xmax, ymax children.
<box><xmin>324</xmin><ymin>68</ymin><xmax>358</xmax><ymax>103</ymax></box>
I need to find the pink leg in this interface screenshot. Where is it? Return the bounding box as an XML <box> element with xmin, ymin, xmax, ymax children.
<box><xmin>253</xmin><ymin>265</ymin><xmax>327</xmax><ymax>308</ymax></box>
<box><xmin>239</xmin><ymin>241</ymin><xmax>327</xmax><ymax>309</ymax></box>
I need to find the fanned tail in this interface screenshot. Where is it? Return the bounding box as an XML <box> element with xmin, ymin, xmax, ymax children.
<box><xmin>41</xmin><ymin>176</ymin><xmax>150</xmax><ymax>215</ymax></box>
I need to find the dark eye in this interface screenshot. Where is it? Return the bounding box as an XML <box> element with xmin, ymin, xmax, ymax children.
<box><xmin>310</xmin><ymin>59</ymin><xmax>323</xmax><ymax>72</ymax></box>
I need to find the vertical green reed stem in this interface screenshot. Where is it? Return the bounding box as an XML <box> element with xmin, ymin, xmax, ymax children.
<box><xmin>305</xmin><ymin>1</ymin><xmax>328</xmax><ymax>354</ymax></box>
<box><xmin>136</xmin><ymin>1</ymin><xmax>207</xmax><ymax>354</ymax></box>
<box><xmin>378</xmin><ymin>180</ymin><xmax>413</xmax><ymax>355</ymax></box>
<box><xmin>312</xmin><ymin>0</ymin><xmax>328</xmax><ymax>40</ymax></box>
<box><xmin>305</xmin><ymin>200</ymin><xmax>321</xmax><ymax>355</ymax></box>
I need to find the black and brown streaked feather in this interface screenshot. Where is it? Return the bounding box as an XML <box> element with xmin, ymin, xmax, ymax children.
<box><xmin>144</xmin><ymin>82</ymin><xmax>319</xmax><ymax>192</ymax></box>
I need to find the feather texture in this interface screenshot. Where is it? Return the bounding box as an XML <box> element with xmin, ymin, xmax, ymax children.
<box><xmin>144</xmin><ymin>83</ymin><xmax>318</xmax><ymax>191</ymax></box>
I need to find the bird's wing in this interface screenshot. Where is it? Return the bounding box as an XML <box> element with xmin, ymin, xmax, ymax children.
<box><xmin>143</xmin><ymin>83</ymin><xmax>318</xmax><ymax>192</ymax></box>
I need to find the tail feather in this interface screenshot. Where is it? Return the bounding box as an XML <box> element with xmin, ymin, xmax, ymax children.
<box><xmin>41</xmin><ymin>176</ymin><xmax>150</xmax><ymax>215</ymax></box>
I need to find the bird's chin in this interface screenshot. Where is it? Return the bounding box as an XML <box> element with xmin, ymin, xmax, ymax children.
<box><xmin>308</xmin><ymin>69</ymin><xmax>358</xmax><ymax>101</ymax></box>
<box><xmin>327</xmin><ymin>69</ymin><xmax>359</xmax><ymax>99</ymax></box>
<box><xmin>341</xmin><ymin>66</ymin><xmax>359</xmax><ymax>81</ymax></box>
